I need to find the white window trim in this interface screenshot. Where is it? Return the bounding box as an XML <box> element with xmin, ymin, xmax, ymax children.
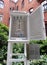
<box><xmin>29</xmin><ymin>0</ymin><xmax>32</xmax><ymax>2</ymax></box>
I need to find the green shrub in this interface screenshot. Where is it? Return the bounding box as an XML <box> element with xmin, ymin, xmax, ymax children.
<box><xmin>30</xmin><ymin>55</ymin><xmax>47</xmax><ymax>65</ymax></box>
<box><xmin>30</xmin><ymin>39</ymin><xmax>47</xmax><ymax>55</ymax></box>
<box><xmin>0</xmin><ymin>23</ymin><xmax>9</xmax><ymax>65</ymax></box>
<box><xmin>0</xmin><ymin>22</ymin><xmax>47</xmax><ymax>65</ymax></box>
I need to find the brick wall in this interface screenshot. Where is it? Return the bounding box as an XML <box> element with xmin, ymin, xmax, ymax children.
<box><xmin>0</xmin><ymin>0</ymin><xmax>47</xmax><ymax>26</ymax></box>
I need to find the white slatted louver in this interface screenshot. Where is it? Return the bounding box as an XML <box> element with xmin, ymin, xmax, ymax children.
<box><xmin>29</xmin><ymin>5</ymin><xmax>46</xmax><ymax>40</ymax></box>
<box><xmin>9</xmin><ymin>11</ymin><xmax>28</xmax><ymax>40</ymax></box>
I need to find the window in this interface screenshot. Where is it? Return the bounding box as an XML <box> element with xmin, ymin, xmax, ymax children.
<box><xmin>29</xmin><ymin>0</ymin><xmax>32</xmax><ymax>2</ymax></box>
<box><xmin>0</xmin><ymin>1</ymin><xmax>4</xmax><ymax>8</ymax></box>
<box><xmin>10</xmin><ymin>7</ymin><xmax>14</xmax><ymax>11</ymax></box>
<box><xmin>0</xmin><ymin>15</ymin><xmax>3</xmax><ymax>22</ymax></box>
<box><xmin>11</xmin><ymin>0</ymin><xmax>18</xmax><ymax>3</ymax></box>
<box><xmin>42</xmin><ymin>1</ymin><xmax>47</xmax><ymax>12</ymax></box>
<box><xmin>16</xmin><ymin>6</ymin><xmax>18</xmax><ymax>10</ymax></box>
<box><xmin>29</xmin><ymin>8</ymin><xmax>33</xmax><ymax>13</ymax></box>
<box><xmin>45</xmin><ymin>24</ymin><xmax>47</xmax><ymax>36</ymax></box>
<box><xmin>21</xmin><ymin>0</ymin><xmax>24</xmax><ymax>8</ymax></box>
<box><xmin>43</xmin><ymin>4</ymin><xmax>47</xmax><ymax>11</ymax></box>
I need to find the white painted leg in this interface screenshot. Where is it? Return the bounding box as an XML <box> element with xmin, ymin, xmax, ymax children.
<box><xmin>24</xmin><ymin>43</ymin><xmax>30</xmax><ymax>65</ymax></box>
<box><xmin>26</xmin><ymin>60</ymin><xmax>30</xmax><ymax>65</ymax></box>
<box><xmin>7</xmin><ymin>42</ymin><xmax>13</xmax><ymax>65</ymax></box>
<box><xmin>24</xmin><ymin>43</ymin><xmax>27</xmax><ymax>58</ymax></box>
<box><xmin>24</xmin><ymin>60</ymin><xmax>27</xmax><ymax>65</ymax></box>
<box><xmin>24</xmin><ymin>43</ymin><xmax>27</xmax><ymax>65</ymax></box>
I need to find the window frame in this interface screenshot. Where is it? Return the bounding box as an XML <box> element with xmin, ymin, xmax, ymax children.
<box><xmin>0</xmin><ymin>1</ymin><xmax>4</xmax><ymax>8</ymax></box>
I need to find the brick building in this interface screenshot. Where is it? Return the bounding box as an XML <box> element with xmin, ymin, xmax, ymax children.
<box><xmin>0</xmin><ymin>0</ymin><xmax>47</xmax><ymax>34</ymax></box>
